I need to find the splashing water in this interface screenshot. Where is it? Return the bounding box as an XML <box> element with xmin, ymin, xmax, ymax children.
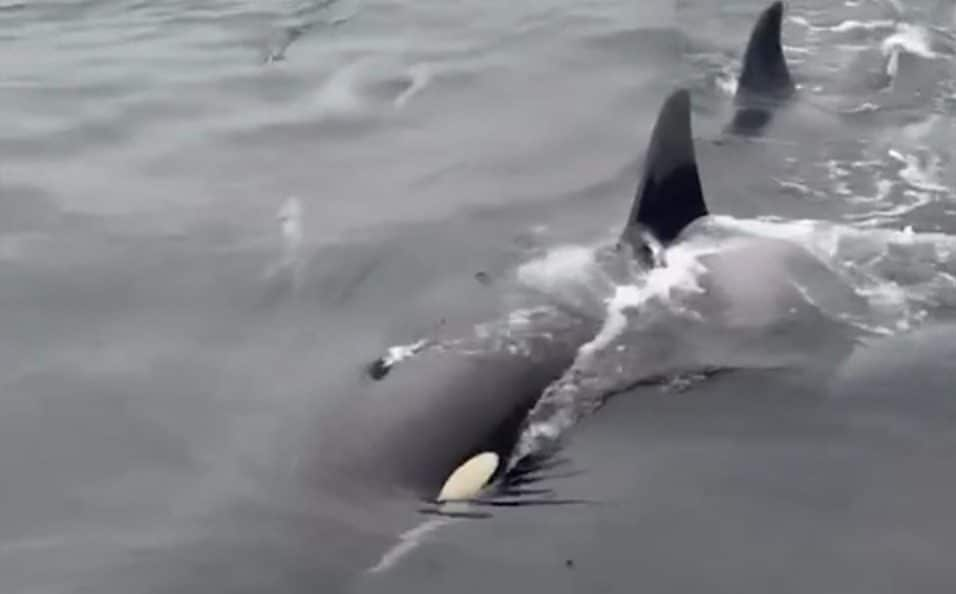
<box><xmin>509</xmin><ymin>242</ymin><xmax>711</xmax><ymax>469</ymax></box>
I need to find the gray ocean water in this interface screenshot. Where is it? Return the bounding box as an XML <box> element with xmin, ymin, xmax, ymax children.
<box><xmin>2</xmin><ymin>0</ymin><xmax>956</xmax><ymax>592</ymax></box>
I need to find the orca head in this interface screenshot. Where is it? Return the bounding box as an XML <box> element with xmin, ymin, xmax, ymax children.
<box><xmin>618</xmin><ymin>88</ymin><xmax>709</xmax><ymax>266</ymax></box>
<box><xmin>730</xmin><ymin>1</ymin><xmax>797</xmax><ymax>135</ymax></box>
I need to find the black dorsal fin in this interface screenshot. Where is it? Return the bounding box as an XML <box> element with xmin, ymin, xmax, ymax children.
<box><xmin>621</xmin><ymin>88</ymin><xmax>708</xmax><ymax>252</ymax></box>
<box><xmin>737</xmin><ymin>1</ymin><xmax>795</xmax><ymax>101</ymax></box>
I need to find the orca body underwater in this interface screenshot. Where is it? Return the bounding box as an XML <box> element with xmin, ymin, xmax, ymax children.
<box><xmin>728</xmin><ymin>1</ymin><xmax>950</xmax><ymax>131</ymax></box>
<box><xmin>309</xmin><ymin>87</ymin><xmax>864</xmax><ymax>509</ymax></box>
<box><xmin>826</xmin><ymin>322</ymin><xmax>956</xmax><ymax>430</ymax></box>
<box><xmin>75</xmin><ymin>89</ymin><xmax>870</xmax><ymax>594</ymax></box>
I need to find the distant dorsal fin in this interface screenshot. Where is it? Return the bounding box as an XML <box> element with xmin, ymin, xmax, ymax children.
<box><xmin>621</xmin><ymin>89</ymin><xmax>708</xmax><ymax>252</ymax></box>
<box><xmin>737</xmin><ymin>1</ymin><xmax>795</xmax><ymax>101</ymax></box>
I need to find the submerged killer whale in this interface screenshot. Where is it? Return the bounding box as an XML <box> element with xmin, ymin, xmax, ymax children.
<box><xmin>826</xmin><ymin>321</ymin><xmax>956</xmax><ymax>426</ymax></box>
<box><xmin>732</xmin><ymin>1</ymin><xmax>951</xmax><ymax>131</ymax></box>
<box><xmin>308</xmin><ymin>88</ymin><xmax>864</xmax><ymax>509</ymax></box>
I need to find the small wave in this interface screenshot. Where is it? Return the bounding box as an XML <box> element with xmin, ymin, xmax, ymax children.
<box><xmin>513</xmin><ymin>243</ymin><xmax>615</xmax><ymax>314</ymax></box>
<box><xmin>774</xmin><ymin>178</ymin><xmax>828</xmax><ymax>201</ymax></box>
<box><xmin>810</xmin><ymin>133</ymin><xmax>950</xmax><ymax>223</ymax></box>
<box><xmin>881</xmin><ymin>23</ymin><xmax>937</xmax><ymax>60</ymax></box>
<box><xmin>393</xmin><ymin>63</ymin><xmax>432</xmax><ymax>109</ymax></box>
<box><xmin>843</xmin><ymin>101</ymin><xmax>881</xmax><ymax>114</ymax></box>
<box><xmin>311</xmin><ymin>67</ymin><xmax>366</xmax><ymax>118</ymax></box>
<box><xmin>261</xmin><ymin>0</ymin><xmax>362</xmax><ymax>64</ymax></box>
<box><xmin>367</xmin><ymin>515</ymin><xmax>455</xmax><ymax>574</ymax></box>
<box><xmin>881</xmin><ymin>22</ymin><xmax>938</xmax><ymax>83</ymax></box>
<box><xmin>783</xmin><ymin>44</ymin><xmax>813</xmax><ymax>55</ymax></box>
<box><xmin>261</xmin><ymin>196</ymin><xmax>308</xmax><ymax>300</ymax></box>
<box><xmin>824</xmin><ymin>19</ymin><xmax>897</xmax><ymax>34</ymax></box>
<box><xmin>715</xmin><ymin>68</ymin><xmax>738</xmax><ymax>97</ymax></box>
<box><xmin>788</xmin><ymin>15</ymin><xmax>812</xmax><ymax>29</ymax></box>
<box><xmin>711</xmin><ymin>215</ymin><xmax>956</xmax><ymax>331</ymax></box>
<box><xmin>309</xmin><ymin>58</ymin><xmax>435</xmax><ymax>120</ymax></box>
<box><xmin>515</xmin><ymin>244</ymin><xmax>603</xmax><ymax>286</ymax></box>
<box><xmin>888</xmin><ymin>149</ymin><xmax>950</xmax><ymax>192</ymax></box>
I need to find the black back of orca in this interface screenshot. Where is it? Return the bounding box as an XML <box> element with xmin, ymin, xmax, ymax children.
<box><xmin>729</xmin><ymin>1</ymin><xmax>797</xmax><ymax>136</ymax></box>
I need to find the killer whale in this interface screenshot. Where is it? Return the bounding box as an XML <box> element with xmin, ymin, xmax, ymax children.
<box><xmin>63</xmin><ymin>88</ymin><xmax>872</xmax><ymax>593</ymax></box>
<box><xmin>324</xmin><ymin>87</ymin><xmax>865</xmax><ymax>582</ymax></box>
<box><xmin>351</xmin><ymin>89</ymin><xmax>724</xmax><ymax>504</ymax></box>
<box><xmin>324</xmin><ymin>90</ymin><xmax>715</xmax><ymax>504</ymax></box>
<box><xmin>728</xmin><ymin>1</ymin><xmax>951</xmax><ymax>133</ymax></box>
<box><xmin>342</xmin><ymin>88</ymin><xmax>865</xmax><ymax>506</ymax></box>
<box><xmin>618</xmin><ymin>89</ymin><xmax>865</xmax><ymax>362</ymax></box>
<box><xmin>149</xmin><ymin>88</ymin><xmax>713</xmax><ymax>588</ymax></box>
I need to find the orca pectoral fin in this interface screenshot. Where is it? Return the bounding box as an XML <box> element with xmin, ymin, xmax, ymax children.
<box><xmin>436</xmin><ymin>451</ymin><xmax>500</xmax><ymax>503</ymax></box>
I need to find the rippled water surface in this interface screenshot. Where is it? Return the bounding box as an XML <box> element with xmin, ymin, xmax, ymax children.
<box><xmin>1</xmin><ymin>0</ymin><xmax>956</xmax><ymax>592</ymax></box>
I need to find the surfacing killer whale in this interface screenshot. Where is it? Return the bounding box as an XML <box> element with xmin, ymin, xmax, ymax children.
<box><xmin>312</xmin><ymin>86</ymin><xmax>864</xmax><ymax>510</ymax></box>
<box><xmin>288</xmin><ymin>0</ymin><xmax>902</xmax><ymax>520</ymax></box>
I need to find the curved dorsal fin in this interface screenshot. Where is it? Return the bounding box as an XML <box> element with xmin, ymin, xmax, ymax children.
<box><xmin>621</xmin><ymin>89</ymin><xmax>708</xmax><ymax>252</ymax></box>
<box><xmin>737</xmin><ymin>1</ymin><xmax>795</xmax><ymax>102</ymax></box>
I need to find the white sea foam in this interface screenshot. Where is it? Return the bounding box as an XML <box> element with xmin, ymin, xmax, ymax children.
<box><xmin>510</xmin><ymin>238</ymin><xmax>714</xmax><ymax>466</ymax></box>
<box><xmin>515</xmin><ymin>244</ymin><xmax>601</xmax><ymax>289</ymax></box>
<box><xmin>880</xmin><ymin>22</ymin><xmax>938</xmax><ymax>86</ymax></box>
<box><xmin>513</xmin><ymin>242</ymin><xmax>614</xmax><ymax>312</ymax></box>
<box><xmin>889</xmin><ymin>149</ymin><xmax>950</xmax><ymax>193</ymax></box>
<box><xmin>825</xmin><ymin>19</ymin><xmax>896</xmax><ymax>34</ymax></box>
<box><xmin>715</xmin><ymin>69</ymin><xmax>739</xmax><ymax>97</ymax></box>
<box><xmin>708</xmin><ymin>215</ymin><xmax>956</xmax><ymax>331</ymax></box>
<box><xmin>881</xmin><ymin>23</ymin><xmax>937</xmax><ymax>61</ymax></box>
<box><xmin>380</xmin><ymin>339</ymin><xmax>430</xmax><ymax>368</ymax></box>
